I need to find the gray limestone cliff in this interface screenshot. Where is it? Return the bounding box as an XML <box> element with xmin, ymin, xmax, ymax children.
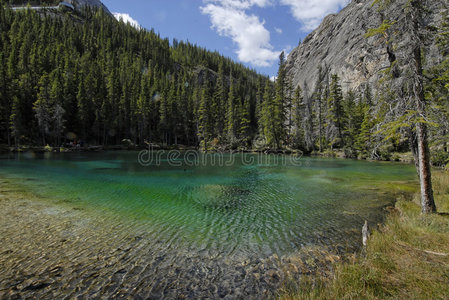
<box><xmin>70</xmin><ymin>0</ymin><xmax>112</xmax><ymax>15</ymax></box>
<box><xmin>285</xmin><ymin>0</ymin><xmax>447</xmax><ymax>97</ymax></box>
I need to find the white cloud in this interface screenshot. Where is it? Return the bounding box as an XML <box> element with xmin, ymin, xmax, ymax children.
<box><xmin>279</xmin><ymin>0</ymin><xmax>350</xmax><ymax>31</ymax></box>
<box><xmin>201</xmin><ymin>0</ymin><xmax>280</xmax><ymax>67</ymax></box>
<box><xmin>200</xmin><ymin>0</ymin><xmax>350</xmax><ymax>67</ymax></box>
<box><xmin>113</xmin><ymin>13</ymin><xmax>141</xmax><ymax>29</ymax></box>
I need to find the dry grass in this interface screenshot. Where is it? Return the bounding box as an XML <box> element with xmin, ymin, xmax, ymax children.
<box><xmin>279</xmin><ymin>170</ymin><xmax>449</xmax><ymax>300</ymax></box>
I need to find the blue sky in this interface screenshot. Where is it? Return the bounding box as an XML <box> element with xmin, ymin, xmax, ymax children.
<box><xmin>102</xmin><ymin>0</ymin><xmax>350</xmax><ymax>77</ymax></box>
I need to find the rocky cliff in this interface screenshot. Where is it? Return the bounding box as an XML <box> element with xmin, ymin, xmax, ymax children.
<box><xmin>72</xmin><ymin>0</ymin><xmax>111</xmax><ymax>15</ymax></box>
<box><xmin>285</xmin><ymin>0</ymin><xmax>446</xmax><ymax>97</ymax></box>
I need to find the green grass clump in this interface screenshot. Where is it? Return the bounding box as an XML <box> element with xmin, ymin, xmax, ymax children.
<box><xmin>280</xmin><ymin>170</ymin><xmax>449</xmax><ymax>300</ymax></box>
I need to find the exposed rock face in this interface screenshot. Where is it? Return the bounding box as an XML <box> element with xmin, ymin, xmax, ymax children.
<box><xmin>71</xmin><ymin>0</ymin><xmax>112</xmax><ymax>15</ymax></box>
<box><xmin>285</xmin><ymin>0</ymin><xmax>446</xmax><ymax>96</ymax></box>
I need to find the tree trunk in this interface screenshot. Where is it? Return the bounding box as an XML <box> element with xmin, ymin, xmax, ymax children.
<box><xmin>7</xmin><ymin>127</ymin><xmax>11</xmax><ymax>147</ymax></box>
<box><xmin>410</xmin><ymin>0</ymin><xmax>436</xmax><ymax>213</ymax></box>
<box><xmin>407</xmin><ymin>128</ymin><xmax>420</xmax><ymax>177</ymax></box>
<box><xmin>416</xmin><ymin>121</ymin><xmax>436</xmax><ymax>213</ymax></box>
<box><xmin>443</xmin><ymin>129</ymin><xmax>447</xmax><ymax>152</ymax></box>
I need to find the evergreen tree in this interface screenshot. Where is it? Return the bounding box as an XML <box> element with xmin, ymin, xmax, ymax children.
<box><xmin>198</xmin><ymin>83</ymin><xmax>213</xmax><ymax>149</ymax></box>
<box><xmin>0</xmin><ymin>52</ymin><xmax>11</xmax><ymax>145</ymax></box>
<box><xmin>292</xmin><ymin>85</ymin><xmax>305</xmax><ymax>148</ymax></box>
<box><xmin>355</xmin><ymin>105</ymin><xmax>373</xmax><ymax>158</ymax></box>
<box><xmin>326</xmin><ymin>74</ymin><xmax>344</xmax><ymax>150</ymax></box>
<box><xmin>368</xmin><ymin>0</ymin><xmax>436</xmax><ymax>213</ymax></box>
<box><xmin>226</xmin><ymin>75</ymin><xmax>238</xmax><ymax>142</ymax></box>
<box><xmin>49</xmin><ymin>70</ymin><xmax>65</xmax><ymax>146</ymax></box>
<box><xmin>9</xmin><ymin>95</ymin><xmax>22</xmax><ymax>147</ymax></box>
<box><xmin>272</xmin><ymin>52</ymin><xmax>287</xmax><ymax>148</ymax></box>
<box><xmin>77</xmin><ymin>73</ymin><xmax>91</xmax><ymax>141</ymax></box>
<box><xmin>261</xmin><ymin>80</ymin><xmax>276</xmax><ymax>147</ymax></box>
<box><xmin>313</xmin><ymin>67</ymin><xmax>327</xmax><ymax>152</ymax></box>
<box><xmin>34</xmin><ymin>73</ymin><xmax>52</xmax><ymax>145</ymax></box>
<box><xmin>239</xmin><ymin>96</ymin><xmax>251</xmax><ymax>146</ymax></box>
<box><xmin>427</xmin><ymin>11</ymin><xmax>449</xmax><ymax>153</ymax></box>
<box><xmin>342</xmin><ymin>90</ymin><xmax>359</xmax><ymax>152</ymax></box>
<box><xmin>213</xmin><ymin>61</ymin><xmax>227</xmax><ymax>139</ymax></box>
<box><xmin>0</xmin><ymin>5</ymin><xmax>267</xmax><ymax>147</ymax></box>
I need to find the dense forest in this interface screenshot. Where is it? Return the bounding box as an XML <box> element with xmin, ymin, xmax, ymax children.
<box><xmin>0</xmin><ymin>1</ymin><xmax>447</xmax><ymax>168</ymax></box>
<box><xmin>7</xmin><ymin>0</ymin><xmax>60</xmax><ymax>5</ymax></box>
<box><xmin>0</xmin><ymin>2</ymin><xmax>269</xmax><ymax>148</ymax></box>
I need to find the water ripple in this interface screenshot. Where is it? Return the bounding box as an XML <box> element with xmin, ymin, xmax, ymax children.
<box><xmin>0</xmin><ymin>152</ymin><xmax>417</xmax><ymax>298</ymax></box>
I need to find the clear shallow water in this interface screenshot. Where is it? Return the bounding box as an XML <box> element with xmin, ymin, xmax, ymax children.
<box><xmin>0</xmin><ymin>151</ymin><xmax>417</xmax><ymax>298</ymax></box>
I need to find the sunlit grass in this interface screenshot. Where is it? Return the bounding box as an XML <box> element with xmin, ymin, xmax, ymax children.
<box><xmin>279</xmin><ymin>170</ymin><xmax>449</xmax><ymax>300</ymax></box>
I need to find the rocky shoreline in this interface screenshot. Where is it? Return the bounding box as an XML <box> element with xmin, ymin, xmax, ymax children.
<box><xmin>0</xmin><ymin>177</ymin><xmax>346</xmax><ymax>299</ymax></box>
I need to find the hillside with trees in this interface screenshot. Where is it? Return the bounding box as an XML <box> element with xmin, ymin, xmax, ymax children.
<box><xmin>0</xmin><ymin>0</ymin><xmax>447</xmax><ymax>171</ymax></box>
<box><xmin>0</xmin><ymin>2</ymin><xmax>269</xmax><ymax>149</ymax></box>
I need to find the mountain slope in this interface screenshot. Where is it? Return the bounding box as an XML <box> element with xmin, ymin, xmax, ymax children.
<box><xmin>0</xmin><ymin>4</ymin><xmax>268</xmax><ymax>148</ymax></box>
<box><xmin>71</xmin><ymin>0</ymin><xmax>111</xmax><ymax>15</ymax></box>
<box><xmin>9</xmin><ymin>0</ymin><xmax>112</xmax><ymax>15</ymax></box>
<box><xmin>285</xmin><ymin>0</ymin><xmax>446</xmax><ymax>96</ymax></box>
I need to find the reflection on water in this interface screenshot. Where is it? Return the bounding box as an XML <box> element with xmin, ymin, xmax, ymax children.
<box><xmin>0</xmin><ymin>151</ymin><xmax>417</xmax><ymax>298</ymax></box>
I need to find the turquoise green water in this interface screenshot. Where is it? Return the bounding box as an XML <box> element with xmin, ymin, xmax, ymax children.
<box><xmin>0</xmin><ymin>151</ymin><xmax>418</xmax><ymax>298</ymax></box>
<box><xmin>0</xmin><ymin>151</ymin><xmax>417</xmax><ymax>255</ymax></box>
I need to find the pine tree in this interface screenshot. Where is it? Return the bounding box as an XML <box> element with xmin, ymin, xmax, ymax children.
<box><xmin>239</xmin><ymin>96</ymin><xmax>251</xmax><ymax>147</ymax></box>
<box><xmin>34</xmin><ymin>73</ymin><xmax>52</xmax><ymax>145</ymax></box>
<box><xmin>342</xmin><ymin>90</ymin><xmax>361</xmax><ymax>153</ymax></box>
<box><xmin>167</xmin><ymin>74</ymin><xmax>180</xmax><ymax>144</ymax></box>
<box><xmin>49</xmin><ymin>70</ymin><xmax>65</xmax><ymax>146</ymax></box>
<box><xmin>159</xmin><ymin>84</ymin><xmax>170</xmax><ymax>145</ymax></box>
<box><xmin>226</xmin><ymin>75</ymin><xmax>238</xmax><ymax>142</ymax></box>
<box><xmin>326</xmin><ymin>74</ymin><xmax>344</xmax><ymax>150</ymax></box>
<box><xmin>272</xmin><ymin>52</ymin><xmax>287</xmax><ymax>149</ymax></box>
<box><xmin>77</xmin><ymin>74</ymin><xmax>91</xmax><ymax>141</ymax></box>
<box><xmin>369</xmin><ymin>0</ymin><xmax>436</xmax><ymax>212</ymax></box>
<box><xmin>427</xmin><ymin>11</ymin><xmax>449</xmax><ymax>153</ymax></box>
<box><xmin>9</xmin><ymin>96</ymin><xmax>22</xmax><ymax>148</ymax></box>
<box><xmin>292</xmin><ymin>85</ymin><xmax>305</xmax><ymax>148</ymax></box>
<box><xmin>0</xmin><ymin>52</ymin><xmax>11</xmax><ymax>145</ymax></box>
<box><xmin>313</xmin><ymin>67</ymin><xmax>327</xmax><ymax>152</ymax></box>
<box><xmin>261</xmin><ymin>80</ymin><xmax>276</xmax><ymax>147</ymax></box>
<box><xmin>198</xmin><ymin>83</ymin><xmax>212</xmax><ymax>149</ymax></box>
<box><xmin>213</xmin><ymin>61</ymin><xmax>227</xmax><ymax>139</ymax></box>
<box><xmin>285</xmin><ymin>77</ymin><xmax>294</xmax><ymax>137</ymax></box>
<box><xmin>355</xmin><ymin>105</ymin><xmax>373</xmax><ymax>158</ymax></box>
<box><xmin>0</xmin><ymin>5</ymin><xmax>275</xmax><ymax>148</ymax></box>
<box><xmin>137</xmin><ymin>74</ymin><xmax>150</xmax><ymax>144</ymax></box>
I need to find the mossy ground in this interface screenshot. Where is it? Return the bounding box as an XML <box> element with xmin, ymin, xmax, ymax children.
<box><xmin>279</xmin><ymin>170</ymin><xmax>449</xmax><ymax>300</ymax></box>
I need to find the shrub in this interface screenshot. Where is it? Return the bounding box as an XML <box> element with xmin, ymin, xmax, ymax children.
<box><xmin>431</xmin><ymin>150</ymin><xmax>449</xmax><ymax>167</ymax></box>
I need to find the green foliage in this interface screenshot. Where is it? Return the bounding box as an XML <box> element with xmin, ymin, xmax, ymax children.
<box><xmin>0</xmin><ymin>3</ymin><xmax>267</xmax><ymax>147</ymax></box>
<box><xmin>364</xmin><ymin>20</ymin><xmax>396</xmax><ymax>38</ymax></box>
<box><xmin>291</xmin><ymin>85</ymin><xmax>305</xmax><ymax>147</ymax></box>
<box><xmin>426</xmin><ymin>11</ymin><xmax>449</xmax><ymax>153</ymax></box>
<box><xmin>0</xmin><ymin>0</ymin><xmax>446</xmax><ymax>157</ymax></box>
<box><xmin>261</xmin><ymin>80</ymin><xmax>275</xmax><ymax>147</ymax></box>
<box><xmin>280</xmin><ymin>171</ymin><xmax>449</xmax><ymax>300</ymax></box>
<box><xmin>431</xmin><ymin>151</ymin><xmax>449</xmax><ymax>167</ymax></box>
<box><xmin>260</xmin><ymin>52</ymin><xmax>287</xmax><ymax>149</ymax></box>
<box><xmin>355</xmin><ymin>106</ymin><xmax>374</xmax><ymax>158</ymax></box>
<box><xmin>326</xmin><ymin>74</ymin><xmax>344</xmax><ymax>149</ymax></box>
